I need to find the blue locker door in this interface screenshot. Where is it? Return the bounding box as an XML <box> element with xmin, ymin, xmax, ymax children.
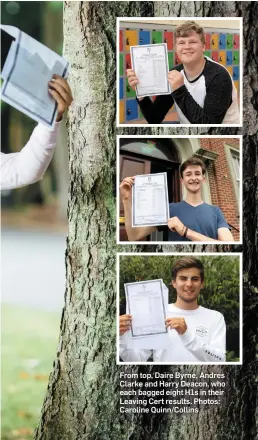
<box><xmin>120</xmin><ymin>78</ymin><xmax>124</xmax><ymax>100</ymax></box>
<box><xmin>126</xmin><ymin>100</ymin><xmax>138</xmax><ymax>121</ymax></box>
<box><xmin>219</xmin><ymin>34</ymin><xmax>226</xmax><ymax>49</ymax></box>
<box><xmin>233</xmin><ymin>66</ymin><xmax>239</xmax><ymax>81</ymax></box>
<box><xmin>139</xmin><ymin>30</ymin><xmax>150</xmax><ymax>45</ymax></box>
<box><xmin>226</xmin><ymin>51</ymin><xmax>233</xmax><ymax>65</ymax></box>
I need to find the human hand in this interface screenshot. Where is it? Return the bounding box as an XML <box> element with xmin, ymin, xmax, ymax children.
<box><xmin>48</xmin><ymin>75</ymin><xmax>73</xmax><ymax>121</ymax></box>
<box><xmin>120</xmin><ymin>314</ymin><xmax>132</xmax><ymax>336</ymax></box>
<box><xmin>168</xmin><ymin>70</ymin><xmax>184</xmax><ymax>91</ymax></box>
<box><xmin>120</xmin><ymin>176</ymin><xmax>135</xmax><ymax>201</ymax></box>
<box><xmin>167</xmin><ymin>216</ymin><xmax>185</xmax><ymax>236</ymax></box>
<box><xmin>165</xmin><ymin>317</ymin><xmax>187</xmax><ymax>335</ymax></box>
<box><xmin>126</xmin><ymin>69</ymin><xmax>139</xmax><ymax>91</ymax></box>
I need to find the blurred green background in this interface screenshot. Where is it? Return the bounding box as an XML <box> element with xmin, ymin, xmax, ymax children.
<box><xmin>1</xmin><ymin>305</ymin><xmax>60</xmax><ymax>440</ymax></box>
<box><xmin>1</xmin><ymin>3</ymin><xmax>66</xmax><ymax>440</ymax></box>
<box><xmin>119</xmin><ymin>255</ymin><xmax>241</xmax><ymax>362</ymax></box>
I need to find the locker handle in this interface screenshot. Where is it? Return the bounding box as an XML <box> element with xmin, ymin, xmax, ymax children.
<box><xmin>234</xmin><ymin>40</ymin><xmax>237</xmax><ymax>45</ymax></box>
<box><xmin>127</xmin><ymin>108</ymin><xmax>131</xmax><ymax>115</ymax></box>
<box><xmin>219</xmin><ymin>40</ymin><xmax>222</xmax><ymax>45</ymax></box>
<box><xmin>219</xmin><ymin>56</ymin><xmax>223</xmax><ymax>61</ymax></box>
<box><xmin>126</xmin><ymin>62</ymin><xmax>130</xmax><ymax>69</ymax></box>
<box><xmin>140</xmin><ymin>39</ymin><xmax>143</xmax><ymax>43</ymax></box>
<box><xmin>164</xmin><ymin>38</ymin><xmax>167</xmax><ymax>43</ymax></box>
<box><xmin>152</xmin><ymin>39</ymin><xmax>156</xmax><ymax>44</ymax></box>
<box><xmin>126</xmin><ymin>86</ymin><xmax>130</xmax><ymax>92</ymax></box>
<box><xmin>212</xmin><ymin>39</ymin><xmax>215</xmax><ymax>45</ymax></box>
<box><xmin>233</xmin><ymin>56</ymin><xmax>237</xmax><ymax>60</ymax></box>
<box><xmin>227</xmin><ymin>56</ymin><xmax>230</xmax><ymax>61</ymax></box>
<box><xmin>126</xmin><ymin>38</ymin><xmax>129</xmax><ymax>45</ymax></box>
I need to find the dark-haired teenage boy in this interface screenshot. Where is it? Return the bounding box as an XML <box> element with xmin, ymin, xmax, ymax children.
<box><xmin>119</xmin><ymin>257</ymin><xmax>226</xmax><ymax>363</ymax></box>
<box><xmin>120</xmin><ymin>157</ymin><xmax>234</xmax><ymax>242</ymax></box>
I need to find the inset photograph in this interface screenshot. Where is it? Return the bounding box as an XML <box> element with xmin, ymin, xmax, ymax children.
<box><xmin>117</xmin><ymin>136</ymin><xmax>242</xmax><ymax>244</ymax></box>
<box><xmin>117</xmin><ymin>18</ymin><xmax>242</xmax><ymax>126</ymax></box>
<box><xmin>117</xmin><ymin>253</ymin><xmax>242</xmax><ymax>365</ymax></box>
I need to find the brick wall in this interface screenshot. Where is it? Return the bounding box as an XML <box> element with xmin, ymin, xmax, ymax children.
<box><xmin>200</xmin><ymin>138</ymin><xmax>240</xmax><ymax>241</ymax></box>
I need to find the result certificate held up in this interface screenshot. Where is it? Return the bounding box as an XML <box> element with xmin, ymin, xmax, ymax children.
<box><xmin>130</xmin><ymin>43</ymin><xmax>171</xmax><ymax>98</ymax></box>
<box><xmin>132</xmin><ymin>172</ymin><xmax>169</xmax><ymax>227</ymax></box>
<box><xmin>125</xmin><ymin>279</ymin><xmax>167</xmax><ymax>338</ymax></box>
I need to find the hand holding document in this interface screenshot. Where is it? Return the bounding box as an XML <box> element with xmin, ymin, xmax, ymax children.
<box><xmin>130</xmin><ymin>44</ymin><xmax>171</xmax><ymax>98</ymax></box>
<box><xmin>132</xmin><ymin>172</ymin><xmax>169</xmax><ymax>227</ymax></box>
<box><xmin>123</xmin><ymin>280</ymin><xmax>170</xmax><ymax>349</ymax></box>
<box><xmin>1</xmin><ymin>25</ymin><xmax>69</xmax><ymax>128</ymax></box>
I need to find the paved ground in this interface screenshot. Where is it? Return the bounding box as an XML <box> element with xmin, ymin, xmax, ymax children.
<box><xmin>1</xmin><ymin>228</ymin><xmax>67</xmax><ymax>312</ymax></box>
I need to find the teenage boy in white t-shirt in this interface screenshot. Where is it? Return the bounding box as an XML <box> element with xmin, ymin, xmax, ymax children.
<box><xmin>119</xmin><ymin>257</ymin><xmax>226</xmax><ymax>363</ymax></box>
<box><xmin>1</xmin><ymin>75</ymin><xmax>73</xmax><ymax>190</ymax></box>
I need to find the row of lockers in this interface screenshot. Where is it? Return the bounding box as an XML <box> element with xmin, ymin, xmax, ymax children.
<box><xmin>120</xmin><ymin>52</ymin><xmax>240</xmax><ymax>81</ymax></box>
<box><xmin>119</xmin><ymin>64</ymin><xmax>240</xmax><ymax>101</ymax></box>
<box><xmin>120</xmin><ymin>51</ymin><xmax>239</xmax><ymax>72</ymax></box>
<box><xmin>119</xmin><ymin>29</ymin><xmax>240</xmax><ymax>51</ymax></box>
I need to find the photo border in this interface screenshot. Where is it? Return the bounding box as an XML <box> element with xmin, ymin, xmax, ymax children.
<box><xmin>116</xmin><ymin>252</ymin><xmax>243</xmax><ymax>366</ymax></box>
<box><xmin>116</xmin><ymin>134</ymin><xmax>243</xmax><ymax>246</ymax></box>
<box><xmin>116</xmin><ymin>16</ymin><xmax>243</xmax><ymax>128</ymax></box>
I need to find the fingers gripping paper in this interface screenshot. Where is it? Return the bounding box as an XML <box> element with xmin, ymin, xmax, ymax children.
<box><xmin>123</xmin><ymin>280</ymin><xmax>170</xmax><ymax>350</ymax></box>
<box><xmin>1</xmin><ymin>25</ymin><xmax>69</xmax><ymax>128</ymax></box>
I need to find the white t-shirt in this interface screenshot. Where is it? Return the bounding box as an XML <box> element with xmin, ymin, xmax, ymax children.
<box><xmin>1</xmin><ymin>122</ymin><xmax>60</xmax><ymax>190</ymax></box>
<box><xmin>120</xmin><ymin>304</ymin><xmax>226</xmax><ymax>363</ymax></box>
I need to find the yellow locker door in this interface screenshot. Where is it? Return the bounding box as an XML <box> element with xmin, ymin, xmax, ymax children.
<box><xmin>125</xmin><ymin>30</ymin><xmax>138</xmax><ymax>52</ymax></box>
<box><xmin>227</xmin><ymin>66</ymin><xmax>233</xmax><ymax>76</ymax></box>
<box><xmin>120</xmin><ymin>101</ymin><xmax>125</xmax><ymax>123</ymax></box>
<box><xmin>211</xmin><ymin>33</ymin><xmax>219</xmax><ymax>50</ymax></box>
<box><xmin>219</xmin><ymin>51</ymin><xmax>226</xmax><ymax>66</ymax></box>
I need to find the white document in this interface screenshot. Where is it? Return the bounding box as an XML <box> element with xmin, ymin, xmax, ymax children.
<box><xmin>130</xmin><ymin>44</ymin><xmax>171</xmax><ymax>98</ymax></box>
<box><xmin>124</xmin><ymin>281</ymin><xmax>170</xmax><ymax>350</ymax></box>
<box><xmin>1</xmin><ymin>25</ymin><xmax>69</xmax><ymax>129</ymax></box>
<box><xmin>132</xmin><ymin>172</ymin><xmax>169</xmax><ymax>227</ymax></box>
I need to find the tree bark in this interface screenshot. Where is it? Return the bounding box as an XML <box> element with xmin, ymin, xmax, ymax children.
<box><xmin>34</xmin><ymin>2</ymin><xmax>257</xmax><ymax>440</ymax></box>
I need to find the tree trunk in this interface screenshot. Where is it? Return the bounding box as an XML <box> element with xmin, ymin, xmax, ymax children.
<box><xmin>34</xmin><ymin>2</ymin><xmax>257</xmax><ymax>440</ymax></box>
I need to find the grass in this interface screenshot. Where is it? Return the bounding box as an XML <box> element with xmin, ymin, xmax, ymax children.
<box><xmin>1</xmin><ymin>304</ymin><xmax>61</xmax><ymax>440</ymax></box>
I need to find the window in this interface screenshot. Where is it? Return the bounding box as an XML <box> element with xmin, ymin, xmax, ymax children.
<box><xmin>224</xmin><ymin>142</ymin><xmax>241</xmax><ymax>212</ymax></box>
<box><xmin>231</xmin><ymin>151</ymin><xmax>240</xmax><ymax>191</ymax></box>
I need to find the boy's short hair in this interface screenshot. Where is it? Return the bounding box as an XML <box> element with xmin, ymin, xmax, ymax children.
<box><xmin>175</xmin><ymin>21</ymin><xmax>206</xmax><ymax>45</ymax></box>
<box><xmin>172</xmin><ymin>257</ymin><xmax>205</xmax><ymax>281</ymax></box>
<box><xmin>180</xmin><ymin>156</ymin><xmax>206</xmax><ymax>178</ymax></box>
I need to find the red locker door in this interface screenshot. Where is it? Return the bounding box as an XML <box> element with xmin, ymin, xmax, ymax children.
<box><xmin>233</xmin><ymin>34</ymin><xmax>239</xmax><ymax>49</ymax></box>
<box><xmin>205</xmin><ymin>33</ymin><xmax>211</xmax><ymax>49</ymax></box>
<box><xmin>125</xmin><ymin>54</ymin><xmax>132</xmax><ymax>70</ymax></box>
<box><xmin>212</xmin><ymin>51</ymin><xmax>219</xmax><ymax>62</ymax></box>
<box><xmin>164</xmin><ymin>31</ymin><xmax>173</xmax><ymax>50</ymax></box>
